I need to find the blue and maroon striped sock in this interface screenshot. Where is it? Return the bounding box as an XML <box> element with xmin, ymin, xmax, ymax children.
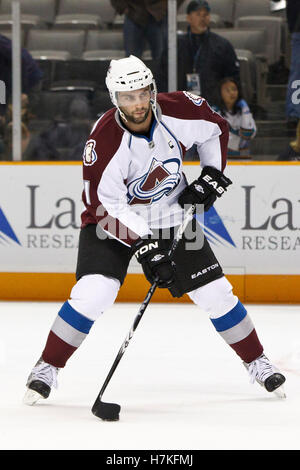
<box><xmin>42</xmin><ymin>301</ymin><xmax>94</xmax><ymax>368</ymax></box>
<box><xmin>210</xmin><ymin>300</ymin><xmax>263</xmax><ymax>363</ymax></box>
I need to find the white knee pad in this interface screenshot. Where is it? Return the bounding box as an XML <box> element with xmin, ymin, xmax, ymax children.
<box><xmin>68</xmin><ymin>274</ymin><xmax>120</xmax><ymax>321</ymax></box>
<box><xmin>187</xmin><ymin>277</ymin><xmax>238</xmax><ymax>318</ymax></box>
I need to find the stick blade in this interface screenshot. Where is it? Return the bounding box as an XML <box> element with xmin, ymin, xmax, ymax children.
<box><xmin>92</xmin><ymin>400</ymin><xmax>121</xmax><ymax>421</ymax></box>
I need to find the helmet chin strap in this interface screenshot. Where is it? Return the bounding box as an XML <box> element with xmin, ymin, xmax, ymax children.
<box><xmin>150</xmin><ymin>80</ymin><xmax>158</xmax><ymax>121</ymax></box>
<box><xmin>117</xmin><ymin>105</ymin><xmax>128</xmax><ymax>123</ymax></box>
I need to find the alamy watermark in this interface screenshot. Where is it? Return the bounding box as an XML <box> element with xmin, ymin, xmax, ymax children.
<box><xmin>95</xmin><ymin>202</ymin><xmax>205</xmax><ymax>251</ymax></box>
<box><xmin>0</xmin><ymin>80</ymin><xmax>6</xmax><ymax>104</ymax></box>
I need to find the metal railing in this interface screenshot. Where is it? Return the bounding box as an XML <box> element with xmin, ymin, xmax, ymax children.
<box><xmin>12</xmin><ymin>0</ymin><xmax>22</xmax><ymax>161</ymax></box>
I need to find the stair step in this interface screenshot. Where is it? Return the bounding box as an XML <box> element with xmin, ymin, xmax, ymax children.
<box><xmin>252</xmin><ymin>101</ymin><xmax>286</xmax><ymax>121</ymax></box>
<box><xmin>266</xmin><ymin>84</ymin><xmax>287</xmax><ymax>101</ymax></box>
<box><xmin>250</xmin><ymin>136</ymin><xmax>291</xmax><ymax>155</ymax></box>
<box><xmin>255</xmin><ymin>120</ymin><xmax>296</xmax><ymax>137</ymax></box>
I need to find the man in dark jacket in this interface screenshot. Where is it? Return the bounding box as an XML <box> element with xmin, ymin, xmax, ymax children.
<box><xmin>111</xmin><ymin>0</ymin><xmax>185</xmax><ymax>60</ymax></box>
<box><xmin>156</xmin><ymin>0</ymin><xmax>240</xmax><ymax>106</ymax></box>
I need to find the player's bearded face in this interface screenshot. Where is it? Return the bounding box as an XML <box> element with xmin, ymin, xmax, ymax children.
<box><xmin>117</xmin><ymin>87</ymin><xmax>152</xmax><ymax>124</ymax></box>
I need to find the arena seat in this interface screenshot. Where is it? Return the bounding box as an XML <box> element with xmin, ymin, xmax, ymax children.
<box><xmin>0</xmin><ymin>15</ymin><xmax>42</xmax><ymax>29</ymax></box>
<box><xmin>235</xmin><ymin>48</ymin><xmax>256</xmax><ymax>104</ymax></box>
<box><xmin>30</xmin><ymin>50</ymin><xmax>72</xmax><ymax>61</ymax></box>
<box><xmin>53</xmin><ymin>13</ymin><xmax>104</xmax><ymax>30</ymax></box>
<box><xmin>233</xmin><ymin>0</ymin><xmax>271</xmax><ymax>21</ymax></box>
<box><xmin>95</xmin><ymin>0</ymin><xmax>116</xmax><ymax>25</ymax></box>
<box><xmin>84</xmin><ymin>30</ymin><xmax>124</xmax><ymax>51</ymax></box>
<box><xmin>235</xmin><ymin>16</ymin><xmax>283</xmax><ymax>66</ymax></box>
<box><xmin>206</xmin><ymin>0</ymin><xmax>236</xmax><ymax>26</ymax></box>
<box><xmin>216</xmin><ymin>28</ymin><xmax>269</xmax><ymax>105</ymax></box>
<box><xmin>216</xmin><ymin>28</ymin><xmax>268</xmax><ymax>61</ymax></box>
<box><xmin>50</xmin><ymin>57</ymin><xmax>114</xmax><ymax>92</ymax></box>
<box><xmin>82</xmin><ymin>50</ymin><xmax>125</xmax><ymax>60</ymax></box>
<box><xmin>51</xmin><ymin>59</ymin><xmax>102</xmax><ymax>84</ymax></box>
<box><xmin>53</xmin><ymin>0</ymin><xmax>115</xmax><ymax>29</ymax></box>
<box><xmin>26</xmin><ymin>29</ymin><xmax>86</xmax><ymax>60</ymax></box>
<box><xmin>0</xmin><ymin>0</ymin><xmax>56</xmax><ymax>27</ymax></box>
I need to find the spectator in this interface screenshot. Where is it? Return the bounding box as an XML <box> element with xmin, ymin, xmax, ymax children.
<box><xmin>214</xmin><ymin>77</ymin><xmax>256</xmax><ymax>159</ymax></box>
<box><xmin>0</xmin><ymin>34</ymin><xmax>43</xmax><ymax>115</ymax></box>
<box><xmin>285</xmin><ymin>0</ymin><xmax>300</xmax><ymax>128</ymax></box>
<box><xmin>0</xmin><ymin>121</ymin><xmax>31</xmax><ymax>161</ymax></box>
<box><xmin>278</xmin><ymin>119</ymin><xmax>300</xmax><ymax>160</ymax></box>
<box><xmin>0</xmin><ymin>93</ymin><xmax>35</xmax><ymax>146</ymax></box>
<box><xmin>110</xmin><ymin>0</ymin><xmax>185</xmax><ymax>61</ymax></box>
<box><xmin>156</xmin><ymin>0</ymin><xmax>240</xmax><ymax>106</ymax></box>
<box><xmin>23</xmin><ymin>97</ymin><xmax>91</xmax><ymax>161</ymax></box>
<box><xmin>5</xmin><ymin>93</ymin><xmax>35</xmax><ymax>124</ymax></box>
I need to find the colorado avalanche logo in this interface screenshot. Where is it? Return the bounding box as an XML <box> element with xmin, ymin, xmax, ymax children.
<box><xmin>183</xmin><ymin>91</ymin><xmax>204</xmax><ymax>106</ymax></box>
<box><xmin>127</xmin><ymin>157</ymin><xmax>181</xmax><ymax>205</ymax></box>
<box><xmin>83</xmin><ymin>139</ymin><xmax>97</xmax><ymax>166</ymax></box>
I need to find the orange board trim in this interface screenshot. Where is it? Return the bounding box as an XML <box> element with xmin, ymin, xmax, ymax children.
<box><xmin>0</xmin><ymin>273</ymin><xmax>299</xmax><ymax>303</ymax></box>
<box><xmin>0</xmin><ymin>161</ymin><xmax>299</xmax><ymax>166</ymax></box>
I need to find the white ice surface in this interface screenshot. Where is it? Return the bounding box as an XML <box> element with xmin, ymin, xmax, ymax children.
<box><xmin>1</xmin><ymin>301</ymin><xmax>300</xmax><ymax>450</ymax></box>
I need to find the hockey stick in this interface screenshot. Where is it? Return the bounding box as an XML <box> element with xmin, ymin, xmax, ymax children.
<box><xmin>92</xmin><ymin>204</ymin><xmax>196</xmax><ymax>421</ymax></box>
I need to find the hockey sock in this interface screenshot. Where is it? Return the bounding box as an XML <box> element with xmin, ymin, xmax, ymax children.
<box><xmin>42</xmin><ymin>301</ymin><xmax>94</xmax><ymax>368</ymax></box>
<box><xmin>188</xmin><ymin>278</ymin><xmax>264</xmax><ymax>363</ymax></box>
<box><xmin>210</xmin><ymin>300</ymin><xmax>263</xmax><ymax>363</ymax></box>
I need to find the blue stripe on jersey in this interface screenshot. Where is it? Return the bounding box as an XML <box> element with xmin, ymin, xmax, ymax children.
<box><xmin>210</xmin><ymin>300</ymin><xmax>247</xmax><ymax>332</ymax></box>
<box><xmin>132</xmin><ymin>118</ymin><xmax>156</xmax><ymax>143</ymax></box>
<box><xmin>58</xmin><ymin>301</ymin><xmax>94</xmax><ymax>334</ymax></box>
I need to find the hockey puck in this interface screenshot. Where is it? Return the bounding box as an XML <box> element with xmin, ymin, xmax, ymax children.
<box><xmin>92</xmin><ymin>400</ymin><xmax>121</xmax><ymax>421</ymax></box>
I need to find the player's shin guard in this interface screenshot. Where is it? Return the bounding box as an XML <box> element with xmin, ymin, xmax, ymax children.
<box><xmin>188</xmin><ymin>277</ymin><xmax>263</xmax><ymax>363</ymax></box>
<box><xmin>42</xmin><ymin>301</ymin><xmax>94</xmax><ymax>368</ymax></box>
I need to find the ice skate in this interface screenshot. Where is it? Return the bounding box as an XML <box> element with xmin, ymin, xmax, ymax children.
<box><xmin>244</xmin><ymin>353</ymin><xmax>286</xmax><ymax>398</ymax></box>
<box><xmin>23</xmin><ymin>358</ymin><xmax>59</xmax><ymax>405</ymax></box>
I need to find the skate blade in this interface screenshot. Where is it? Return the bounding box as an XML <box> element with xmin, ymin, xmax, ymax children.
<box><xmin>273</xmin><ymin>385</ymin><xmax>286</xmax><ymax>399</ymax></box>
<box><xmin>23</xmin><ymin>388</ymin><xmax>45</xmax><ymax>406</ymax></box>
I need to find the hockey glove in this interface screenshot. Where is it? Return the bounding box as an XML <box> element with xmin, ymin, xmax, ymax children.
<box><xmin>178</xmin><ymin>166</ymin><xmax>232</xmax><ymax>212</ymax></box>
<box><xmin>133</xmin><ymin>238</ymin><xmax>176</xmax><ymax>288</ymax></box>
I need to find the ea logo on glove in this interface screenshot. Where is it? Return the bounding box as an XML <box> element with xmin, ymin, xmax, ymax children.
<box><xmin>202</xmin><ymin>174</ymin><xmax>226</xmax><ymax>195</ymax></box>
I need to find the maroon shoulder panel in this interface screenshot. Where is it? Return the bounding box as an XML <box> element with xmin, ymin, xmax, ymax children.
<box><xmin>87</xmin><ymin>108</ymin><xmax>124</xmax><ymax>186</ymax></box>
<box><xmin>81</xmin><ymin>108</ymin><xmax>124</xmax><ymax>225</ymax></box>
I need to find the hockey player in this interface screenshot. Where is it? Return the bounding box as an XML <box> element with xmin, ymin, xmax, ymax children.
<box><xmin>24</xmin><ymin>56</ymin><xmax>285</xmax><ymax>407</ymax></box>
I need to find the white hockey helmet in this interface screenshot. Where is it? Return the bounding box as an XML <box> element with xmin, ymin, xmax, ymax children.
<box><xmin>105</xmin><ymin>55</ymin><xmax>157</xmax><ymax>113</ymax></box>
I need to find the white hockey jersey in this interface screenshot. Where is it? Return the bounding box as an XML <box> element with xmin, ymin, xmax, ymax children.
<box><xmin>81</xmin><ymin>91</ymin><xmax>229</xmax><ymax>247</ymax></box>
